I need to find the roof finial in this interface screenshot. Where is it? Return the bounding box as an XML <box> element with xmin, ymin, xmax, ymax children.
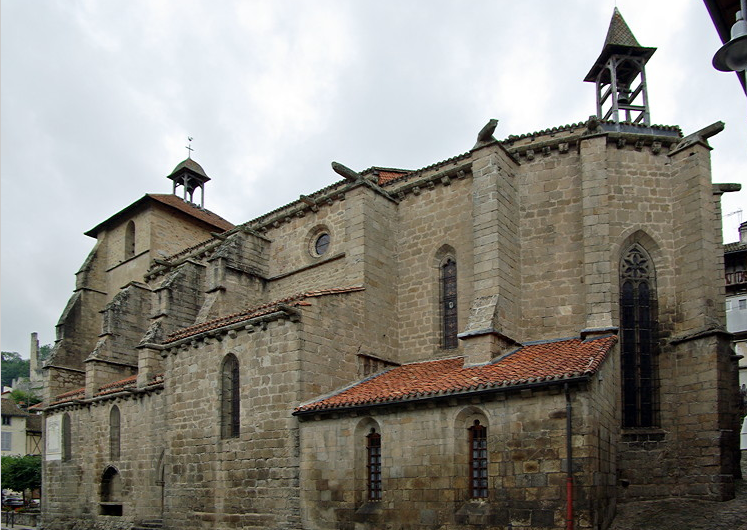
<box><xmin>185</xmin><ymin>136</ymin><xmax>194</xmax><ymax>159</ymax></box>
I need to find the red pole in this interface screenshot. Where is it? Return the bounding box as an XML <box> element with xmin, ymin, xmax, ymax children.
<box><xmin>566</xmin><ymin>476</ymin><xmax>574</xmax><ymax>530</ymax></box>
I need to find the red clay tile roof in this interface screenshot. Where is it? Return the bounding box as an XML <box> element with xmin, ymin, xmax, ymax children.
<box><xmin>147</xmin><ymin>194</ymin><xmax>234</xmax><ymax>231</ymax></box>
<box><xmin>50</xmin><ymin>373</ymin><xmax>165</xmax><ymax>405</ymax></box>
<box><xmin>85</xmin><ymin>194</ymin><xmax>234</xmax><ymax>238</ymax></box>
<box><xmin>50</xmin><ymin>387</ymin><xmax>85</xmax><ymax>405</ymax></box>
<box><xmin>295</xmin><ymin>335</ymin><xmax>617</xmax><ymax>413</ymax></box>
<box><xmin>164</xmin><ymin>287</ymin><xmax>365</xmax><ymax>344</ymax></box>
<box><xmin>95</xmin><ymin>375</ymin><xmax>138</xmax><ymax>396</ymax></box>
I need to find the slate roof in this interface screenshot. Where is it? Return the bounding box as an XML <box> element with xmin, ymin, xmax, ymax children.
<box><xmin>1</xmin><ymin>398</ymin><xmax>28</xmax><ymax>417</ymax></box>
<box><xmin>584</xmin><ymin>7</ymin><xmax>656</xmax><ymax>83</ymax></box>
<box><xmin>295</xmin><ymin>335</ymin><xmax>617</xmax><ymax>414</ymax></box>
<box><xmin>168</xmin><ymin>157</ymin><xmax>209</xmax><ymax>181</ymax></box>
<box><xmin>725</xmin><ymin>240</ymin><xmax>747</xmax><ymax>254</ymax></box>
<box><xmin>164</xmin><ymin>287</ymin><xmax>366</xmax><ymax>344</ymax></box>
<box><xmin>26</xmin><ymin>414</ymin><xmax>42</xmax><ymax>433</ymax></box>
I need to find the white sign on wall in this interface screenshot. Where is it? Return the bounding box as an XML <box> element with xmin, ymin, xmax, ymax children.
<box><xmin>46</xmin><ymin>415</ymin><xmax>61</xmax><ymax>461</ymax></box>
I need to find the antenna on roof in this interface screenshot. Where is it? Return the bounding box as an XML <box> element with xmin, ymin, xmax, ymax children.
<box><xmin>185</xmin><ymin>137</ymin><xmax>194</xmax><ymax>159</ymax></box>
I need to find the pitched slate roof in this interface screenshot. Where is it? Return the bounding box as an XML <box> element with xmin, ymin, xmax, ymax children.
<box><xmin>1</xmin><ymin>398</ymin><xmax>29</xmax><ymax>417</ymax></box>
<box><xmin>164</xmin><ymin>286</ymin><xmax>365</xmax><ymax>344</ymax></box>
<box><xmin>295</xmin><ymin>335</ymin><xmax>617</xmax><ymax>414</ymax></box>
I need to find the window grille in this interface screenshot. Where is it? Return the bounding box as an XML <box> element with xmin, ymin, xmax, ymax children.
<box><xmin>441</xmin><ymin>258</ymin><xmax>458</xmax><ymax>349</ymax></box>
<box><xmin>620</xmin><ymin>244</ymin><xmax>658</xmax><ymax>428</ymax></box>
<box><xmin>220</xmin><ymin>354</ymin><xmax>240</xmax><ymax>439</ymax></box>
<box><xmin>366</xmin><ymin>429</ymin><xmax>382</xmax><ymax>501</ymax></box>
<box><xmin>469</xmin><ymin>420</ymin><xmax>488</xmax><ymax>498</ymax></box>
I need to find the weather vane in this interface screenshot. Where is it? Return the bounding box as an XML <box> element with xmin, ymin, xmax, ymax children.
<box><xmin>185</xmin><ymin>136</ymin><xmax>194</xmax><ymax>159</ymax></box>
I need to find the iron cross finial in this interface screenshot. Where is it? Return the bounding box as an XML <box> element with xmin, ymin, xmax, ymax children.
<box><xmin>186</xmin><ymin>137</ymin><xmax>194</xmax><ymax>159</ymax></box>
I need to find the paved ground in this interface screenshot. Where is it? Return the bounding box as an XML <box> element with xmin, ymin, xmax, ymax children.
<box><xmin>609</xmin><ymin>459</ymin><xmax>747</xmax><ymax>530</ymax></box>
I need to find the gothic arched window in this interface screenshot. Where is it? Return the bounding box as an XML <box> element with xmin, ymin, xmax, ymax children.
<box><xmin>110</xmin><ymin>406</ymin><xmax>121</xmax><ymax>460</ymax></box>
<box><xmin>125</xmin><ymin>221</ymin><xmax>135</xmax><ymax>259</ymax></box>
<box><xmin>620</xmin><ymin>243</ymin><xmax>658</xmax><ymax>428</ymax></box>
<box><xmin>366</xmin><ymin>428</ymin><xmax>382</xmax><ymax>500</ymax></box>
<box><xmin>62</xmin><ymin>413</ymin><xmax>71</xmax><ymax>462</ymax></box>
<box><xmin>469</xmin><ymin>420</ymin><xmax>488</xmax><ymax>499</ymax></box>
<box><xmin>441</xmin><ymin>257</ymin><xmax>458</xmax><ymax>349</ymax></box>
<box><xmin>220</xmin><ymin>354</ymin><xmax>240</xmax><ymax>439</ymax></box>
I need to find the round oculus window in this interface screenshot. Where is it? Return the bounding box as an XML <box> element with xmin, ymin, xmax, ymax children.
<box><xmin>314</xmin><ymin>233</ymin><xmax>330</xmax><ymax>256</ymax></box>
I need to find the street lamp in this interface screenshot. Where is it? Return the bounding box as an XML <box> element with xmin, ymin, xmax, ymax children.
<box><xmin>713</xmin><ymin>1</ymin><xmax>747</xmax><ymax>72</ymax></box>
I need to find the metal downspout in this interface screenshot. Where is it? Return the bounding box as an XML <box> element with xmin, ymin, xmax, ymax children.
<box><xmin>565</xmin><ymin>383</ymin><xmax>574</xmax><ymax>530</ymax></box>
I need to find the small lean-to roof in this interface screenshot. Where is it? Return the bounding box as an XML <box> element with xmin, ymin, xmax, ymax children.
<box><xmin>84</xmin><ymin>193</ymin><xmax>234</xmax><ymax>238</ymax></box>
<box><xmin>1</xmin><ymin>398</ymin><xmax>29</xmax><ymax>417</ymax></box>
<box><xmin>295</xmin><ymin>335</ymin><xmax>617</xmax><ymax>414</ymax></box>
<box><xmin>25</xmin><ymin>414</ymin><xmax>42</xmax><ymax>433</ymax></box>
<box><xmin>724</xmin><ymin>240</ymin><xmax>747</xmax><ymax>254</ymax></box>
<box><xmin>164</xmin><ymin>286</ymin><xmax>366</xmax><ymax>344</ymax></box>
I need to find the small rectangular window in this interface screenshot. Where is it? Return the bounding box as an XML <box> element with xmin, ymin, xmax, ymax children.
<box><xmin>2</xmin><ymin>415</ymin><xmax>11</xmax><ymax>426</ymax></box>
<box><xmin>740</xmin><ymin>299</ymin><xmax>747</xmax><ymax>310</ymax></box>
<box><xmin>1</xmin><ymin>432</ymin><xmax>11</xmax><ymax>451</ymax></box>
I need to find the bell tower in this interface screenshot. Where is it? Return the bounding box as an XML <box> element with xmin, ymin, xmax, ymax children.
<box><xmin>584</xmin><ymin>8</ymin><xmax>656</xmax><ymax>125</ymax></box>
<box><xmin>166</xmin><ymin>157</ymin><xmax>211</xmax><ymax>208</ymax></box>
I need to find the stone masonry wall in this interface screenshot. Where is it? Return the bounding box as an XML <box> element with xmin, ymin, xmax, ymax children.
<box><xmin>299</xmin><ymin>380</ymin><xmax>609</xmax><ymax>530</ymax></box>
<box><xmin>42</xmin><ymin>389</ymin><xmax>166</xmax><ymax>529</ymax></box>
<box><xmin>393</xmin><ymin>170</ymin><xmax>475</xmax><ymax>364</ymax></box>
<box><xmin>162</xmin><ymin>316</ymin><xmax>304</xmax><ymax>530</ymax></box>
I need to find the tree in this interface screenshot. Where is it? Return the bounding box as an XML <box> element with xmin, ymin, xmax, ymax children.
<box><xmin>38</xmin><ymin>344</ymin><xmax>53</xmax><ymax>362</ymax></box>
<box><xmin>7</xmin><ymin>389</ymin><xmax>41</xmax><ymax>411</ymax></box>
<box><xmin>1</xmin><ymin>352</ymin><xmax>29</xmax><ymax>388</ymax></box>
<box><xmin>1</xmin><ymin>455</ymin><xmax>41</xmax><ymax>503</ymax></box>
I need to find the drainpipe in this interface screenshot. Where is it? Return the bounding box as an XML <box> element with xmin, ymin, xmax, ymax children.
<box><xmin>565</xmin><ymin>383</ymin><xmax>574</xmax><ymax>530</ymax></box>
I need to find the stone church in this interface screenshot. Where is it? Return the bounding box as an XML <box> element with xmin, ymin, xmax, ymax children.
<box><xmin>40</xmin><ymin>9</ymin><xmax>742</xmax><ymax>530</ymax></box>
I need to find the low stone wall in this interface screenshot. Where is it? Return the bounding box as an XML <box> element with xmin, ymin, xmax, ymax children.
<box><xmin>3</xmin><ymin>510</ymin><xmax>40</xmax><ymax>527</ymax></box>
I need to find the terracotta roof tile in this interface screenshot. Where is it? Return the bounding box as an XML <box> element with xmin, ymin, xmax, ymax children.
<box><xmin>50</xmin><ymin>387</ymin><xmax>85</xmax><ymax>405</ymax></box>
<box><xmin>95</xmin><ymin>375</ymin><xmax>138</xmax><ymax>397</ymax></box>
<box><xmin>295</xmin><ymin>335</ymin><xmax>617</xmax><ymax>413</ymax></box>
<box><xmin>147</xmin><ymin>194</ymin><xmax>234</xmax><ymax>231</ymax></box>
<box><xmin>164</xmin><ymin>286</ymin><xmax>365</xmax><ymax>344</ymax></box>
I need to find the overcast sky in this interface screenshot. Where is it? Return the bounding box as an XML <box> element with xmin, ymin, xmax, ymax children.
<box><xmin>2</xmin><ymin>1</ymin><xmax>745</xmax><ymax>357</ymax></box>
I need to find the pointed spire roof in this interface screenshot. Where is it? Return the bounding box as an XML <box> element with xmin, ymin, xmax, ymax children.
<box><xmin>584</xmin><ymin>8</ymin><xmax>656</xmax><ymax>83</ymax></box>
<box><xmin>603</xmin><ymin>7</ymin><xmax>642</xmax><ymax>48</ymax></box>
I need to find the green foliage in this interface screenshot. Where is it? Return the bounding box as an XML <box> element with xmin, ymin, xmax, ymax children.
<box><xmin>39</xmin><ymin>344</ymin><xmax>52</xmax><ymax>362</ymax></box>
<box><xmin>1</xmin><ymin>455</ymin><xmax>41</xmax><ymax>495</ymax></box>
<box><xmin>1</xmin><ymin>352</ymin><xmax>29</xmax><ymax>388</ymax></box>
<box><xmin>7</xmin><ymin>389</ymin><xmax>41</xmax><ymax>410</ymax></box>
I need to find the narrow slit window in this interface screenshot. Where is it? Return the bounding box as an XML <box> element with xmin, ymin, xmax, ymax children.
<box><xmin>220</xmin><ymin>354</ymin><xmax>240</xmax><ymax>439</ymax></box>
<box><xmin>469</xmin><ymin>420</ymin><xmax>488</xmax><ymax>499</ymax></box>
<box><xmin>366</xmin><ymin>428</ymin><xmax>382</xmax><ymax>501</ymax></box>
<box><xmin>62</xmin><ymin>413</ymin><xmax>72</xmax><ymax>462</ymax></box>
<box><xmin>441</xmin><ymin>258</ymin><xmax>458</xmax><ymax>349</ymax></box>
<box><xmin>109</xmin><ymin>406</ymin><xmax>120</xmax><ymax>460</ymax></box>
